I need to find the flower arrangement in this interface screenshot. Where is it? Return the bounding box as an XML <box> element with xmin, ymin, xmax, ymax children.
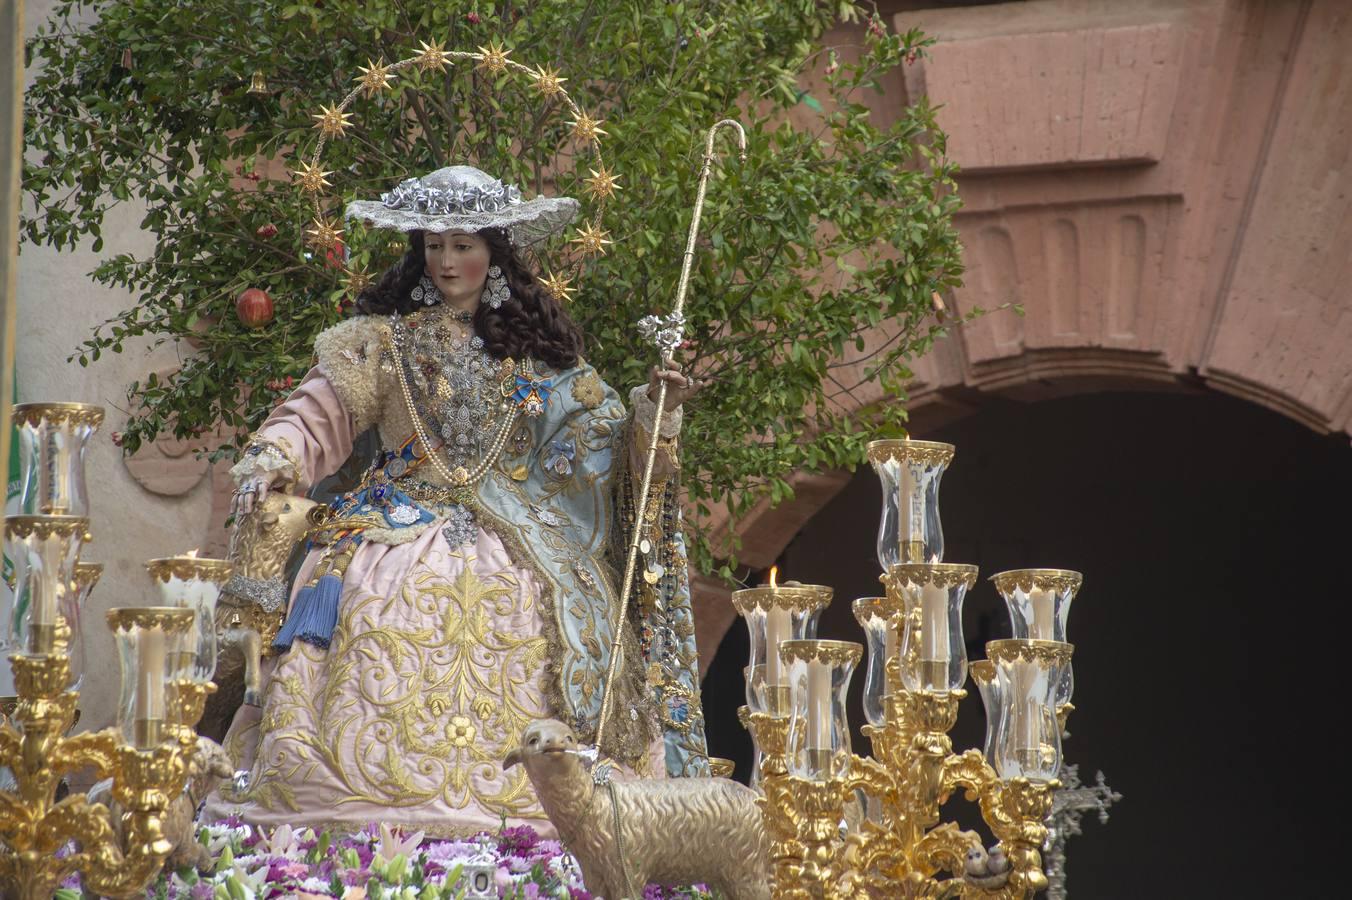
<box><xmin>54</xmin><ymin>820</ymin><xmax>714</xmax><ymax>900</ymax></box>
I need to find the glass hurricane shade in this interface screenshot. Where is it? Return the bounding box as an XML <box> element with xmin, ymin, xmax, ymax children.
<box><xmin>13</xmin><ymin>402</ymin><xmax>104</xmax><ymax>517</ymax></box>
<box><xmin>2</xmin><ymin>516</ymin><xmax>88</xmax><ymax>658</ymax></box>
<box><xmin>781</xmin><ymin>639</ymin><xmax>862</xmax><ymax>782</ymax></box>
<box><xmin>146</xmin><ymin>557</ymin><xmax>233</xmax><ymax>683</ymax></box>
<box><xmin>852</xmin><ymin>596</ymin><xmax>904</xmax><ymax>728</ymax></box>
<box><xmin>987</xmin><ymin>639</ymin><xmax>1073</xmax><ymax>782</ymax></box>
<box><xmin>733</xmin><ymin>583</ymin><xmax>830</xmax><ymax>716</ymax></box>
<box><xmin>868</xmin><ymin>439</ymin><xmax>953</xmax><ymax>569</ymax></box>
<box><xmin>64</xmin><ymin>562</ymin><xmax>103</xmax><ymax>690</ymax></box>
<box><xmin>108</xmin><ymin>607</ymin><xmax>195</xmax><ymax>749</ymax></box>
<box><xmin>885</xmin><ymin>563</ymin><xmax>977</xmax><ymax>693</ymax></box>
<box><xmin>991</xmin><ymin>569</ymin><xmax>1082</xmax><ymax>707</ymax></box>
<box><xmin>970</xmin><ymin>659</ymin><xmax>1000</xmax><ymax>765</ymax></box>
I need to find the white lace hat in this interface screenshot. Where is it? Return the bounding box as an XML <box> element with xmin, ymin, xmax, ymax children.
<box><xmin>345</xmin><ymin>165</ymin><xmax>579</xmax><ymax>245</ymax></box>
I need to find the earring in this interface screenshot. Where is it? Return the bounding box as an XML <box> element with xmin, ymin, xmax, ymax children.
<box><xmin>411</xmin><ymin>273</ymin><xmax>442</xmax><ymax>307</ymax></box>
<box><xmin>485</xmin><ymin>265</ymin><xmax>510</xmax><ymax>310</ymax></box>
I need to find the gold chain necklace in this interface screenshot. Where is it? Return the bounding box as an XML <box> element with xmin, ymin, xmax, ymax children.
<box><xmin>389</xmin><ymin>331</ymin><xmax>522</xmax><ymax>488</ymax></box>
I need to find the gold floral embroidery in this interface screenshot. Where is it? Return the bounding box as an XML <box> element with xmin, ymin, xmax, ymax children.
<box><xmin>237</xmin><ymin>545</ymin><xmax>550</xmax><ymax>816</ymax></box>
<box><xmin>571</xmin><ymin>369</ymin><xmax>605</xmax><ymax>409</ymax></box>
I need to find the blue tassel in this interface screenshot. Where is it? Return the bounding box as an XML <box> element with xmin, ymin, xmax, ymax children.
<box><xmin>272</xmin><ymin>573</ymin><xmax>343</xmax><ymax>652</ymax></box>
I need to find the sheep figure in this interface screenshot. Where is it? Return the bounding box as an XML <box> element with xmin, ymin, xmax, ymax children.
<box><xmin>88</xmin><ymin>736</ymin><xmax>235</xmax><ymax>873</ymax></box>
<box><xmin>504</xmin><ymin>718</ymin><xmax>771</xmax><ymax>900</ymax></box>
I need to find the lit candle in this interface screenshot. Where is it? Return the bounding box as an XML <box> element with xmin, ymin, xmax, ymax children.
<box><xmin>920</xmin><ymin>581</ymin><xmax>949</xmax><ymax>689</ymax></box>
<box><xmin>763</xmin><ymin>566</ymin><xmax>790</xmax><ymax>686</ymax></box>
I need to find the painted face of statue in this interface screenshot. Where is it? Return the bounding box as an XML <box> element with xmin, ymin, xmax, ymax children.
<box><xmin>424</xmin><ymin>229</ymin><xmax>492</xmax><ymax>309</ymax></box>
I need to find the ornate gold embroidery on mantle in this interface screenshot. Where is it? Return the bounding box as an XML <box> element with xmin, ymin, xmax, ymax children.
<box><xmin>238</xmin><ymin>544</ymin><xmax>550</xmax><ymax>817</ymax></box>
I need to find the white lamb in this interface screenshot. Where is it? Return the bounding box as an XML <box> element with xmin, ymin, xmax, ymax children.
<box><xmin>504</xmin><ymin>718</ymin><xmax>770</xmax><ymax>900</ymax></box>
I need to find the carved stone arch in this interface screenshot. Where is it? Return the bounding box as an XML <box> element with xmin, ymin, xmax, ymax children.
<box><xmin>690</xmin><ymin>0</ymin><xmax>1352</xmax><ymax>672</ymax></box>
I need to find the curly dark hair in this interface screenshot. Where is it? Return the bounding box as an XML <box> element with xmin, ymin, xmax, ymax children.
<box><xmin>354</xmin><ymin>228</ymin><xmax>584</xmax><ymax>370</ymax></box>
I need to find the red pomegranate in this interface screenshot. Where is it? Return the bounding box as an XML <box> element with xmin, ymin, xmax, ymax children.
<box><xmin>235</xmin><ymin>287</ymin><xmax>274</xmax><ymax>328</ymax></box>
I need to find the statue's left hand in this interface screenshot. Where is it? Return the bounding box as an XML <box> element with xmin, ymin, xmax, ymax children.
<box><xmin>647</xmin><ymin>363</ymin><xmax>703</xmax><ymax>407</ymax></box>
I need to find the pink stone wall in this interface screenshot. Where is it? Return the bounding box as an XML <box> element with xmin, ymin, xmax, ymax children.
<box><xmin>693</xmin><ymin>0</ymin><xmax>1352</xmax><ymax>671</ymax></box>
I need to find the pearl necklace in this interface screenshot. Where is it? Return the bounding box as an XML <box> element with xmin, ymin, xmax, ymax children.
<box><xmin>388</xmin><ymin>330</ymin><xmax>521</xmax><ymax>489</ymax></box>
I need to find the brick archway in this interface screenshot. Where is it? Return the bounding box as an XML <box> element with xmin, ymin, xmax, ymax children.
<box><xmin>690</xmin><ymin>0</ymin><xmax>1352</xmax><ymax>669</ymax></box>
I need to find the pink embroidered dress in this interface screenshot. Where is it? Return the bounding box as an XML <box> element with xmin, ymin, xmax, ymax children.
<box><xmin>204</xmin><ymin>305</ymin><xmax>707</xmax><ymax>836</ymax></box>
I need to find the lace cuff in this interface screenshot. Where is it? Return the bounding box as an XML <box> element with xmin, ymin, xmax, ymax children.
<box><xmin>628</xmin><ymin>385</ymin><xmax>682</xmax><ymax>440</ymax></box>
<box><xmin>229</xmin><ymin>436</ymin><xmax>301</xmax><ymax>487</ymax></box>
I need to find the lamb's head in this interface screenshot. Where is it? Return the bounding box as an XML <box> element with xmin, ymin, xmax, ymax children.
<box><xmin>189</xmin><ymin>737</ymin><xmax>234</xmax><ymax>783</ymax></box>
<box><xmin>503</xmin><ymin>718</ymin><xmax>582</xmax><ymax>775</ymax></box>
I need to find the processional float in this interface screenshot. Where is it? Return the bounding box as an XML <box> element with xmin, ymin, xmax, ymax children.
<box><xmin>0</xmin><ymin>38</ymin><xmax>1110</xmax><ymax>899</ymax></box>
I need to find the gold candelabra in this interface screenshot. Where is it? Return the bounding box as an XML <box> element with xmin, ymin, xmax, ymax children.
<box><xmin>737</xmin><ymin>439</ymin><xmax>1082</xmax><ymax>899</ymax></box>
<box><xmin>0</xmin><ymin>402</ymin><xmax>231</xmax><ymax>899</ymax></box>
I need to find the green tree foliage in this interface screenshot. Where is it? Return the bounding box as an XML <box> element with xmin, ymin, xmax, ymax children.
<box><xmin>23</xmin><ymin>1</ymin><xmax>965</xmax><ymax>576</ymax></box>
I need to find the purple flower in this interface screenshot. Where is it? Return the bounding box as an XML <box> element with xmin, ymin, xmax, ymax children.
<box><xmin>190</xmin><ymin>883</ymin><xmax>216</xmax><ymax>900</ymax></box>
<box><xmin>496</xmin><ymin>824</ymin><xmax>540</xmax><ymax>855</ymax></box>
<box><xmin>266</xmin><ymin>858</ymin><xmax>310</xmax><ymax>882</ymax></box>
<box><xmin>341</xmin><ymin>867</ymin><xmax>372</xmax><ymax>887</ymax></box>
<box><xmin>522</xmin><ymin>885</ymin><xmax>541</xmax><ymax>900</ymax></box>
<box><xmin>569</xmin><ymin>888</ymin><xmax>593</xmax><ymax>900</ymax></box>
<box><xmin>534</xmin><ymin>839</ymin><xmax>564</xmax><ymax>857</ymax></box>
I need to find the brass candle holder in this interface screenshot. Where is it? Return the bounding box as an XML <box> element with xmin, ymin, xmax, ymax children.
<box><xmin>742</xmin><ymin>439</ymin><xmax>1085</xmax><ymax>899</ymax></box>
<box><xmin>0</xmin><ymin>403</ymin><xmax>210</xmax><ymax>899</ymax></box>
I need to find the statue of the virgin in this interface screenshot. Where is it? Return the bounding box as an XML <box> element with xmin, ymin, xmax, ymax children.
<box><xmin>203</xmin><ymin>165</ymin><xmax>709</xmax><ymax>836</ymax></box>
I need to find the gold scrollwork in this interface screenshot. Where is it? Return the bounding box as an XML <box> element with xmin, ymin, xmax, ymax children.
<box><xmin>850</xmin><ymin>595</ymin><xmax>904</xmax><ymax>626</ymax></box>
<box><xmin>883</xmin><ymin>563</ymin><xmax>979</xmax><ymax>591</ymax></box>
<box><xmin>3</xmin><ymin>515</ymin><xmax>91</xmax><ymax>541</ymax></box>
<box><xmin>969</xmin><ymin>659</ymin><xmax>996</xmax><ymax>686</ymax></box>
<box><xmin>145</xmin><ymin>556</ymin><xmax>234</xmax><ymax>584</ymax></box>
<box><xmin>73</xmin><ymin>562</ymin><xmax>104</xmax><ymax>591</ymax></box>
<box><xmin>731</xmin><ymin>584</ymin><xmax>833</xmax><ymax>615</ymax></box>
<box><xmin>11</xmin><ymin>401</ymin><xmax>106</xmax><ymax>429</ymax></box>
<box><xmin>779</xmin><ymin>639</ymin><xmax>863</xmax><ymax>667</ymax></box>
<box><xmin>989</xmin><ymin>569</ymin><xmax>1082</xmax><ymax>597</ymax></box>
<box><xmin>865</xmin><ymin>438</ymin><xmax>955</xmax><ymax>467</ymax></box>
<box><xmin>985</xmin><ymin>639</ymin><xmax>1073</xmax><ymax>668</ymax></box>
<box><xmin>105</xmin><ymin>606</ymin><xmax>196</xmax><ymax>634</ymax></box>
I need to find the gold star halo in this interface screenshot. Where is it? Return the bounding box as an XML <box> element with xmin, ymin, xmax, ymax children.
<box><xmin>342</xmin><ymin>266</ymin><xmax>374</xmax><ymax>296</ymax></box>
<box><xmin>293</xmin><ymin>161</ymin><xmax>333</xmax><ymax>194</ymax></box>
<box><xmin>305</xmin><ymin>217</ymin><xmax>344</xmax><ymax>251</ymax></box>
<box><xmin>532</xmin><ymin>64</ymin><xmax>567</xmax><ymax>98</ymax></box>
<box><xmin>355</xmin><ymin>58</ymin><xmax>397</xmax><ymax>97</ymax></box>
<box><xmin>476</xmin><ymin>42</ymin><xmax>511</xmax><ymax>75</ymax></box>
<box><xmin>416</xmin><ymin>39</ymin><xmax>452</xmax><ymax>73</ymax></box>
<box><xmin>305</xmin><ymin>48</ymin><xmax>614</xmax><ymax>294</ymax></box>
<box><xmin>312</xmin><ymin>104</ymin><xmax>354</xmax><ymax>137</ymax></box>
<box><xmin>570</xmin><ymin>111</ymin><xmax>607</xmax><ymax>143</ymax></box>
<box><xmin>584</xmin><ymin>164</ymin><xmax>621</xmax><ymax>200</ymax></box>
<box><xmin>540</xmin><ymin>271</ymin><xmax>576</xmax><ymax>302</ymax></box>
<box><xmin>571</xmin><ymin>222</ymin><xmax>612</xmax><ymax>257</ymax></box>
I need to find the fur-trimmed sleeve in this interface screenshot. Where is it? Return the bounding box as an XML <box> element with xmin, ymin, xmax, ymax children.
<box><xmin>312</xmin><ymin>316</ymin><xmax>390</xmax><ymax>433</ymax></box>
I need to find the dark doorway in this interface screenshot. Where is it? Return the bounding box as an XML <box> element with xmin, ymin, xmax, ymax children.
<box><xmin>702</xmin><ymin>388</ymin><xmax>1350</xmax><ymax>897</ymax></box>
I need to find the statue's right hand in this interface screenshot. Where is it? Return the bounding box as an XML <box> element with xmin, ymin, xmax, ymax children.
<box><xmin>231</xmin><ymin>475</ymin><xmax>274</xmax><ymax>519</ymax></box>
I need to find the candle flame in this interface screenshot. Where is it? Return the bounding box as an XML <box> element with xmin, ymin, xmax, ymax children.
<box><xmin>185</xmin><ymin>548</ymin><xmax>200</xmax><ymax>558</ymax></box>
<box><xmin>769</xmin><ymin>566</ymin><xmax>778</xmax><ymax>589</ymax></box>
